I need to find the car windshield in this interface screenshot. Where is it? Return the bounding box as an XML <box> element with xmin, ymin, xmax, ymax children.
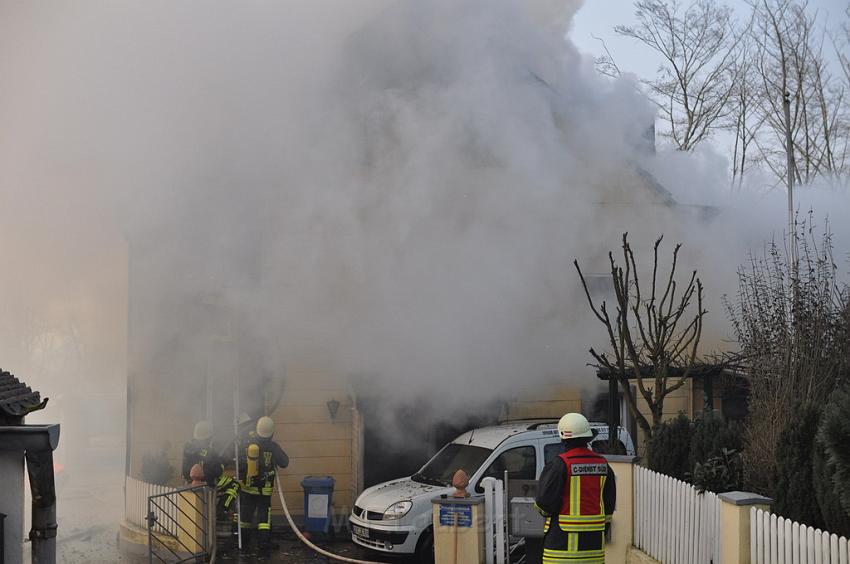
<box><xmin>412</xmin><ymin>443</ymin><xmax>492</xmax><ymax>487</ymax></box>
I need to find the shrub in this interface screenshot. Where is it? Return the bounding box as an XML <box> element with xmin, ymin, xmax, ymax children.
<box><xmin>813</xmin><ymin>434</ymin><xmax>850</xmax><ymax>537</ymax></box>
<box><xmin>141</xmin><ymin>444</ymin><xmax>174</xmax><ymax>486</ymax></box>
<box><xmin>646</xmin><ymin>413</ymin><xmax>692</xmax><ymax>480</ymax></box>
<box><xmin>688</xmin><ymin>448</ymin><xmax>743</xmax><ymax>493</ymax></box>
<box><xmin>727</xmin><ymin>221</ymin><xmax>850</xmax><ymax>496</ymax></box>
<box><xmin>814</xmin><ymin>385</ymin><xmax>850</xmax><ymax>536</ymax></box>
<box><xmin>689</xmin><ymin>410</ymin><xmax>746</xmax><ymax>473</ymax></box>
<box><xmin>773</xmin><ymin>402</ymin><xmax>824</xmax><ymax>529</ymax></box>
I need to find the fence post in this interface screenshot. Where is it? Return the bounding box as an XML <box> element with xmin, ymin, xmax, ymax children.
<box><xmin>176</xmin><ymin>489</ymin><xmax>207</xmax><ymax>556</ymax></box>
<box><xmin>718</xmin><ymin>491</ymin><xmax>773</xmax><ymax>564</ymax></box>
<box><xmin>603</xmin><ymin>455</ymin><xmax>637</xmax><ymax>564</ymax></box>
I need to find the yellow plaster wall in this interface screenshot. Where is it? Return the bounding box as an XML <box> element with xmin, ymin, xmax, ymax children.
<box><xmin>504</xmin><ymin>384</ymin><xmax>582</xmax><ymax>420</ymax></box>
<box><xmin>127</xmin><ymin>370</ymin><xmax>195</xmax><ymax>482</ymax></box>
<box><xmin>269</xmin><ymin>364</ymin><xmax>355</xmax><ymax>517</ymax></box>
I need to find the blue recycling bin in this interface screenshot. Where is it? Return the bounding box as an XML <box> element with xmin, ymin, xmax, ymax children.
<box><xmin>301</xmin><ymin>476</ymin><xmax>335</xmax><ymax>533</ymax></box>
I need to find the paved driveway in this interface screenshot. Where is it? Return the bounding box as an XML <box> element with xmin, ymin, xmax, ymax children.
<box><xmin>215</xmin><ymin>535</ymin><xmax>401</xmax><ymax>563</ymax></box>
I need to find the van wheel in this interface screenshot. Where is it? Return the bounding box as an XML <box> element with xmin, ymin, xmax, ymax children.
<box><xmin>415</xmin><ymin>528</ymin><xmax>434</xmax><ymax>564</ymax></box>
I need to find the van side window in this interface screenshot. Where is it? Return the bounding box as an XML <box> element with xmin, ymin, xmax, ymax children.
<box><xmin>481</xmin><ymin>446</ymin><xmax>536</xmax><ymax>481</ymax></box>
<box><xmin>543</xmin><ymin>442</ymin><xmax>563</xmax><ymax>465</ymax></box>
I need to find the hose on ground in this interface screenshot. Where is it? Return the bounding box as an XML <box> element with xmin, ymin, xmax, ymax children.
<box><xmin>276</xmin><ymin>476</ymin><xmax>386</xmax><ymax>564</ymax></box>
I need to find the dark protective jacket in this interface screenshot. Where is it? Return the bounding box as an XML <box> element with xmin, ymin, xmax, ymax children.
<box><xmin>239</xmin><ymin>437</ymin><xmax>289</xmax><ymax>496</ymax></box>
<box><xmin>534</xmin><ymin>447</ymin><xmax>616</xmax><ymax>563</ymax></box>
<box><xmin>182</xmin><ymin>439</ymin><xmax>225</xmax><ymax>486</ymax></box>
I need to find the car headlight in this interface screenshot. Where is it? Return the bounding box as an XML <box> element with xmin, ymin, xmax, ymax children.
<box><xmin>384</xmin><ymin>500</ymin><xmax>413</xmax><ymax>520</ymax></box>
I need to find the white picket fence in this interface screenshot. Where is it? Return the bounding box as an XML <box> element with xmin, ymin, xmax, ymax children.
<box><xmin>751</xmin><ymin>508</ymin><xmax>850</xmax><ymax>564</ymax></box>
<box><xmin>124</xmin><ymin>475</ymin><xmax>180</xmax><ymax>535</ymax></box>
<box><xmin>633</xmin><ymin>465</ymin><xmax>721</xmax><ymax>564</ymax></box>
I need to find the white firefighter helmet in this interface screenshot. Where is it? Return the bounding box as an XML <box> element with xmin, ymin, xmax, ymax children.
<box><xmin>193</xmin><ymin>420</ymin><xmax>213</xmax><ymax>441</ymax></box>
<box><xmin>256</xmin><ymin>416</ymin><xmax>275</xmax><ymax>439</ymax></box>
<box><xmin>557</xmin><ymin>413</ymin><xmax>593</xmax><ymax>440</ymax></box>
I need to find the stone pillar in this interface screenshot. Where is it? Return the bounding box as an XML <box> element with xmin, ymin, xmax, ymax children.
<box><xmin>432</xmin><ymin>496</ymin><xmax>485</xmax><ymax>564</ymax></box>
<box><xmin>718</xmin><ymin>491</ymin><xmax>773</xmax><ymax>564</ymax></box>
<box><xmin>604</xmin><ymin>455</ymin><xmax>637</xmax><ymax>564</ymax></box>
<box><xmin>176</xmin><ymin>489</ymin><xmax>212</xmax><ymax>556</ymax></box>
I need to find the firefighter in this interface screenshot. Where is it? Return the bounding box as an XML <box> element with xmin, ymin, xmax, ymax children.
<box><xmin>534</xmin><ymin>413</ymin><xmax>616</xmax><ymax>564</ymax></box>
<box><xmin>181</xmin><ymin>421</ymin><xmax>240</xmax><ymax>517</ymax></box>
<box><xmin>238</xmin><ymin>416</ymin><xmax>289</xmax><ymax>558</ymax></box>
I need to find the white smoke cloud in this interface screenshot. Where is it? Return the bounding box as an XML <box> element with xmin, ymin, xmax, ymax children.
<box><xmin>4</xmin><ymin>0</ymin><xmax>838</xmax><ymax>411</ymax></box>
<box><xmin>2</xmin><ymin>5</ymin><xmax>849</xmax><ymax>538</ymax></box>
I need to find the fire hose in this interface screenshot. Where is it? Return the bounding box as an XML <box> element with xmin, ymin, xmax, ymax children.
<box><xmin>276</xmin><ymin>476</ymin><xmax>385</xmax><ymax>564</ymax></box>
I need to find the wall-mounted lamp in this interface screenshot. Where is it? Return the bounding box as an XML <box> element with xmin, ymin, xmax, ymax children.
<box><xmin>326</xmin><ymin>399</ymin><xmax>341</xmax><ymax>422</ymax></box>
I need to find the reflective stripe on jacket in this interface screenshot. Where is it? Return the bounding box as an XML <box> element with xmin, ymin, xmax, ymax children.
<box><xmin>555</xmin><ymin>449</ymin><xmax>609</xmax><ymax>533</ymax></box>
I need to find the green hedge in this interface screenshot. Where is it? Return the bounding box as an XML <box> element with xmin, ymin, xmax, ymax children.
<box><xmin>646</xmin><ymin>413</ymin><xmax>692</xmax><ymax>480</ymax></box>
<box><xmin>814</xmin><ymin>385</ymin><xmax>850</xmax><ymax>537</ymax></box>
<box><xmin>773</xmin><ymin>402</ymin><xmax>824</xmax><ymax>529</ymax></box>
<box><xmin>646</xmin><ymin>410</ymin><xmax>745</xmax><ymax>493</ymax></box>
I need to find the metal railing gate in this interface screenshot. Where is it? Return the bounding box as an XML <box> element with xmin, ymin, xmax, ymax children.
<box><xmin>146</xmin><ymin>485</ymin><xmax>214</xmax><ymax>563</ymax></box>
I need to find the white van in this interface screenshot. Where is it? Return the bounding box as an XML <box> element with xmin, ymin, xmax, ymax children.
<box><xmin>349</xmin><ymin>420</ymin><xmax>635</xmax><ymax>560</ymax></box>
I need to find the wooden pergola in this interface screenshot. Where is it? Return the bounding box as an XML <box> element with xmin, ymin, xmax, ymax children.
<box><xmin>594</xmin><ymin>364</ymin><xmax>746</xmax><ymax>448</ymax></box>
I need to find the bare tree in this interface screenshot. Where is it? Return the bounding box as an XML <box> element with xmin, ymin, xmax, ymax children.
<box><xmin>748</xmin><ymin>0</ymin><xmax>849</xmax><ymax>184</ymax></box>
<box><xmin>837</xmin><ymin>6</ymin><xmax>850</xmax><ymax>87</ymax></box>
<box><xmin>616</xmin><ymin>0</ymin><xmax>740</xmax><ymax>150</ymax></box>
<box><xmin>574</xmin><ymin>234</ymin><xmax>708</xmax><ymax>440</ymax></box>
<box><xmin>728</xmin><ymin>38</ymin><xmax>768</xmax><ymax>188</ymax></box>
<box><xmin>592</xmin><ymin>35</ymin><xmax>622</xmax><ymax>79</ymax></box>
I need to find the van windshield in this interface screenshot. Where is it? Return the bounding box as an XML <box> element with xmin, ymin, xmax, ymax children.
<box><xmin>412</xmin><ymin>444</ymin><xmax>492</xmax><ymax>487</ymax></box>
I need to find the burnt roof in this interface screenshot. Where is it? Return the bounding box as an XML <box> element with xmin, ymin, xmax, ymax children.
<box><xmin>0</xmin><ymin>370</ymin><xmax>48</xmax><ymax>424</ymax></box>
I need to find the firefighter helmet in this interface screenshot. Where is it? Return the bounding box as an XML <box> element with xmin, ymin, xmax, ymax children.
<box><xmin>557</xmin><ymin>413</ymin><xmax>593</xmax><ymax>440</ymax></box>
<box><xmin>256</xmin><ymin>416</ymin><xmax>275</xmax><ymax>439</ymax></box>
<box><xmin>193</xmin><ymin>420</ymin><xmax>213</xmax><ymax>441</ymax></box>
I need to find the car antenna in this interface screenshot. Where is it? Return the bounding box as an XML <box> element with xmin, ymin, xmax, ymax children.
<box><xmin>467</xmin><ymin>428</ymin><xmax>475</xmax><ymax>444</ymax></box>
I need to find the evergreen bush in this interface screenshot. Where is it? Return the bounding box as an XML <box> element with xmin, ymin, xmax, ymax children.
<box><xmin>773</xmin><ymin>402</ymin><xmax>824</xmax><ymax>529</ymax></box>
<box><xmin>141</xmin><ymin>443</ymin><xmax>175</xmax><ymax>486</ymax></box>
<box><xmin>813</xmin><ymin>433</ymin><xmax>850</xmax><ymax>537</ymax></box>
<box><xmin>646</xmin><ymin>413</ymin><xmax>692</xmax><ymax>480</ymax></box>
<box><xmin>814</xmin><ymin>385</ymin><xmax>850</xmax><ymax>536</ymax></box>
<box><xmin>689</xmin><ymin>409</ymin><xmax>746</xmax><ymax>472</ymax></box>
<box><xmin>688</xmin><ymin>448</ymin><xmax>743</xmax><ymax>493</ymax></box>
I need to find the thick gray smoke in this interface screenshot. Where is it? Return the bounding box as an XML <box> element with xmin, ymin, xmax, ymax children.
<box><xmin>0</xmin><ymin>0</ymin><xmax>664</xmax><ymax>404</ymax></box>
<box><xmin>5</xmin><ymin>0</ymin><xmax>847</xmax><ymax>427</ymax></box>
<box><xmin>2</xmin><ymin>3</ymin><xmax>849</xmax><ymax>557</ymax></box>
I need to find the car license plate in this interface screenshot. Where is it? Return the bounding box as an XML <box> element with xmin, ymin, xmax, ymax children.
<box><xmin>353</xmin><ymin>525</ymin><xmax>370</xmax><ymax>539</ymax></box>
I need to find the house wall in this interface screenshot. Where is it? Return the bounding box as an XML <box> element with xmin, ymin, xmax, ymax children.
<box><xmin>269</xmin><ymin>363</ymin><xmax>356</xmax><ymax>518</ymax></box>
<box><xmin>127</xmin><ymin>363</ymin><xmax>358</xmax><ymax>519</ymax></box>
<box><xmin>504</xmin><ymin>384</ymin><xmax>582</xmax><ymax>420</ymax></box>
<box><xmin>126</xmin><ymin>370</ymin><xmax>196</xmax><ymax>481</ymax></box>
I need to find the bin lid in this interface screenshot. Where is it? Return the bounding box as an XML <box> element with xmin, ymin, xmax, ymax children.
<box><xmin>301</xmin><ymin>476</ymin><xmax>335</xmax><ymax>488</ymax></box>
